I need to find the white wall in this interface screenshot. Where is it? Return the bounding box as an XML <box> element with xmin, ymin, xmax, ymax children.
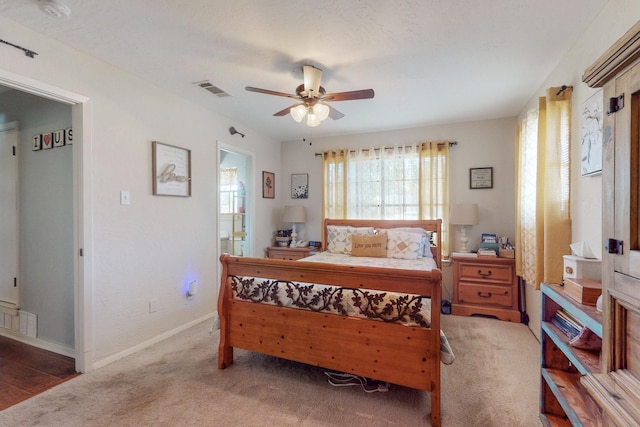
<box><xmin>280</xmin><ymin>117</ymin><xmax>517</xmax><ymax>300</ymax></box>
<box><xmin>0</xmin><ymin>16</ymin><xmax>282</xmax><ymax>367</ymax></box>
<box><xmin>518</xmin><ymin>0</ymin><xmax>640</xmax><ymax>339</ymax></box>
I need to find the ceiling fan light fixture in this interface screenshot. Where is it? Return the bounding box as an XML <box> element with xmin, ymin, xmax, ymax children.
<box><xmin>38</xmin><ymin>0</ymin><xmax>71</xmax><ymax>18</ymax></box>
<box><xmin>290</xmin><ymin>104</ymin><xmax>306</xmax><ymax>123</ymax></box>
<box><xmin>313</xmin><ymin>103</ymin><xmax>330</xmax><ymax>121</ymax></box>
<box><xmin>306</xmin><ymin>112</ymin><xmax>322</xmax><ymax>127</ymax></box>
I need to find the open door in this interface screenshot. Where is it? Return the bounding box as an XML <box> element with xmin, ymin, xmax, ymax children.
<box><xmin>0</xmin><ymin>122</ymin><xmax>19</xmax><ymax>314</ymax></box>
<box><xmin>218</xmin><ymin>144</ymin><xmax>253</xmax><ymax>258</ymax></box>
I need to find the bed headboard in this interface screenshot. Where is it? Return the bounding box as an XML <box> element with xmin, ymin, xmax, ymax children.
<box><xmin>322</xmin><ymin>218</ymin><xmax>443</xmax><ymax>269</ymax></box>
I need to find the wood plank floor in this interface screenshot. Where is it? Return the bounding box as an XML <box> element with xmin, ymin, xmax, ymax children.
<box><xmin>0</xmin><ymin>335</ymin><xmax>79</xmax><ymax>411</ymax></box>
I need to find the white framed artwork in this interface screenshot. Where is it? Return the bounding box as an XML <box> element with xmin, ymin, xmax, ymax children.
<box><xmin>581</xmin><ymin>89</ymin><xmax>603</xmax><ymax>176</ymax></box>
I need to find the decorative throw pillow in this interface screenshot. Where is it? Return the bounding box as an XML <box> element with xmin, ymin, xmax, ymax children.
<box><xmin>394</xmin><ymin>227</ymin><xmax>434</xmax><ymax>258</ymax></box>
<box><xmin>350</xmin><ymin>233</ymin><xmax>388</xmax><ymax>257</ymax></box>
<box><xmin>385</xmin><ymin>230</ymin><xmax>424</xmax><ymax>259</ymax></box>
<box><xmin>327</xmin><ymin>226</ymin><xmax>374</xmax><ymax>254</ymax></box>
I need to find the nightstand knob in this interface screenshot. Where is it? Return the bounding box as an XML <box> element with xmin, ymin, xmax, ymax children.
<box><xmin>477</xmin><ymin>291</ymin><xmax>492</xmax><ymax>298</ymax></box>
<box><xmin>477</xmin><ymin>269</ymin><xmax>492</xmax><ymax>277</ymax></box>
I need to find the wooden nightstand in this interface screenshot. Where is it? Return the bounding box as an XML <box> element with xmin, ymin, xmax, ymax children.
<box><xmin>266</xmin><ymin>246</ymin><xmax>314</xmax><ymax>260</ymax></box>
<box><xmin>452</xmin><ymin>255</ymin><xmax>520</xmax><ymax>322</ymax></box>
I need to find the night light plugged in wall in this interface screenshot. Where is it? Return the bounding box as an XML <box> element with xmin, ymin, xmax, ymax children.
<box><xmin>187</xmin><ymin>281</ymin><xmax>198</xmax><ymax>299</ymax></box>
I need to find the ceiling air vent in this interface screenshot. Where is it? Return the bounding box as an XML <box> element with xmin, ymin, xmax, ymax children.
<box><xmin>194</xmin><ymin>81</ymin><xmax>230</xmax><ymax>98</ymax></box>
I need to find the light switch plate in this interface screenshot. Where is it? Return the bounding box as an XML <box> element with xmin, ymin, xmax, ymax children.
<box><xmin>120</xmin><ymin>191</ymin><xmax>130</xmax><ymax>205</ymax></box>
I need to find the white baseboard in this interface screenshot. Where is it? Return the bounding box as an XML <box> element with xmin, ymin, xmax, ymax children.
<box><xmin>92</xmin><ymin>312</ymin><xmax>215</xmax><ymax>370</ymax></box>
<box><xmin>0</xmin><ymin>329</ymin><xmax>75</xmax><ymax>358</ymax></box>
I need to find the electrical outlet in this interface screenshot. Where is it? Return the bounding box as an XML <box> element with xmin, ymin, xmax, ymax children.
<box><xmin>120</xmin><ymin>191</ymin><xmax>131</xmax><ymax>205</ymax></box>
<box><xmin>149</xmin><ymin>300</ymin><xmax>158</xmax><ymax>313</ymax></box>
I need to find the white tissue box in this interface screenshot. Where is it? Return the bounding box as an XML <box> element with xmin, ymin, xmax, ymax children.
<box><xmin>563</xmin><ymin>255</ymin><xmax>602</xmax><ymax>281</ymax></box>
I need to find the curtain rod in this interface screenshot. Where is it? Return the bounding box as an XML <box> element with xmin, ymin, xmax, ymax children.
<box><xmin>314</xmin><ymin>141</ymin><xmax>457</xmax><ymax>157</ymax></box>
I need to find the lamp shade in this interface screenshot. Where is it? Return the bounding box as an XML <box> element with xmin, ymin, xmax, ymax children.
<box><xmin>449</xmin><ymin>203</ymin><xmax>479</xmax><ymax>225</ymax></box>
<box><xmin>283</xmin><ymin>205</ymin><xmax>306</xmax><ymax>223</ymax></box>
<box><xmin>290</xmin><ymin>104</ymin><xmax>306</xmax><ymax>123</ymax></box>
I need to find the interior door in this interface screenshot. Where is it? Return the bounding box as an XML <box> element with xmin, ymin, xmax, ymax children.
<box><xmin>0</xmin><ymin>122</ymin><xmax>19</xmax><ymax>307</ymax></box>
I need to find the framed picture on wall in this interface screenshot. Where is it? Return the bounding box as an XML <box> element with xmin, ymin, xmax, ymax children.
<box><xmin>262</xmin><ymin>171</ymin><xmax>275</xmax><ymax>198</ymax></box>
<box><xmin>470</xmin><ymin>167</ymin><xmax>493</xmax><ymax>189</ymax></box>
<box><xmin>291</xmin><ymin>173</ymin><xmax>308</xmax><ymax>199</ymax></box>
<box><xmin>152</xmin><ymin>141</ymin><xmax>192</xmax><ymax>197</ymax></box>
<box><xmin>581</xmin><ymin>89</ymin><xmax>603</xmax><ymax>176</ymax></box>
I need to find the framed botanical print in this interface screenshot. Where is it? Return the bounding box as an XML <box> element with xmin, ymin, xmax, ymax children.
<box><xmin>262</xmin><ymin>171</ymin><xmax>275</xmax><ymax>198</ymax></box>
<box><xmin>291</xmin><ymin>173</ymin><xmax>308</xmax><ymax>199</ymax></box>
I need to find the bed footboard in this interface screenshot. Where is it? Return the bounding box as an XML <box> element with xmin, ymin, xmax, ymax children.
<box><xmin>217</xmin><ymin>254</ymin><xmax>442</xmax><ymax>426</ymax></box>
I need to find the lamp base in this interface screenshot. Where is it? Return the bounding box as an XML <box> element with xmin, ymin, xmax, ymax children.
<box><xmin>458</xmin><ymin>225</ymin><xmax>470</xmax><ymax>253</ymax></box>
<box><xmin>290</xmin><ymin>224</ymin><xmax>298</xmax><ymax>248</ymax></box>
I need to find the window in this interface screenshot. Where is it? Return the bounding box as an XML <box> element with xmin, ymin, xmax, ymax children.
<box><xmin>322</xmin><ymin>142</ymin><xmax>450</xmax><ymax>254</ymax></box>
<box><xmin>220</xmin><ymin>167</ymin><xmax>239</xmax><ymax>214</ymax></box>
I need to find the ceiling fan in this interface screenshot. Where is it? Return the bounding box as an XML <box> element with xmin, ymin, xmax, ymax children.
<box><xmin>245</xmin><ymin>65</ymin><xmax>375</xmax><ymax>127</ymax></box>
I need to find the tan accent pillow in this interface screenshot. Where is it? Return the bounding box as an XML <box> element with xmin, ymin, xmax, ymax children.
<box><xmin>350</xmin><ymin>233</ymin><xmax>388</xmax><ymax>257</ymax></box>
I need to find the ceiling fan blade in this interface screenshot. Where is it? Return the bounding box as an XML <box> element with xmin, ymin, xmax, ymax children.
<box><xmin>328</xmin><ymin>105</ymin><xmax>345</xmax><ymax>120</ymax></box>
<box><xmin>322</xmin><ymin>89</ymin><xmax>375</xmax><ymax>102</ymax></box>
<box><xmin>303</xmin><ymin>65</ymin><xmax>322</xmax><ymax>96</ymax></box>
<box><xmin>273</xmin><ymin>103</ymin><xmax>302</xmax><ymax>116</ymax></box>
<box><xmin>245</xmin><ymin>86</ymin><xmax>299</xmax><ymax>99</ymax></box>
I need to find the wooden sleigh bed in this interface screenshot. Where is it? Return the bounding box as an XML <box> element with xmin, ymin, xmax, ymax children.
<box><xmin>217</xmin><ymin>219</ymin><xmax>444</xmax><ymax>426</ymax></box>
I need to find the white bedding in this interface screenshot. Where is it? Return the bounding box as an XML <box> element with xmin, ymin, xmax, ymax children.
<box><xmin>300</xmin><ymin>251</ymin><xmax>438</xmax><ymax>270</ymax></box>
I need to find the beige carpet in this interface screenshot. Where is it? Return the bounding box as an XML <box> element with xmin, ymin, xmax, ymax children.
<box><xmin>0</xmin><ymin>315</ymin><xmax>540</xmax><ymax>426</ymax></box>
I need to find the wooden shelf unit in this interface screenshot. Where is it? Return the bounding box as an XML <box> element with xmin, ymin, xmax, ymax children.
<box><xmin>540</xmin><ymin>282</ymin><xmax>603</xmax><ymax>426</ymax></box>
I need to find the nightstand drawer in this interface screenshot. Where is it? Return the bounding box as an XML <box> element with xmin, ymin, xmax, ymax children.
<box><xmin>458</xmin><ymin>263</ymin><xmax>513</xmax><ymax>284</ymax></box>
<box><xmin>457</xmin><ymin>283</ymin><xmax>513</xmax><ymax>307</ymax></box>
<box><xmin>268</xmin><ymin>251</ymin><xmax>306</xmax><ymax>260</ymax></box>
<box><xmin>266</xmin><ymin>246</ymin><xmax>313</xmax><ymax>260</ymax></box>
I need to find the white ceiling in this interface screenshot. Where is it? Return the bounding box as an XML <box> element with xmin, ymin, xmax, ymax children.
<box><xmin>0</xmin><ymin>0</ymin><xmax>608</xmax><ymax>142</ymax></box>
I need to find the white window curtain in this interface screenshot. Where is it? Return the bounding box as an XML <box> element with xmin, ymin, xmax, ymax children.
<box><xmin>322</xmin><ymin>142</ymin><xmax>450</xmax><ymax>255</ymax></box>
<box><xmin>515</xmin><ymin>87</ymin><xmax>571</xmax><ymax>289</ymax></box>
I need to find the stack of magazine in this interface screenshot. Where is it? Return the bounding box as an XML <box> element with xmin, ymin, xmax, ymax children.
<box><xmin>551</xmin><ymin>309</ymin><xmax>584</xmax><ymax>339</ymax></box>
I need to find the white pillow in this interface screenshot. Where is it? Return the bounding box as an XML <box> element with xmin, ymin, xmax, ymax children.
<box><xmin>385</xmin><ymin>230</ymin><xmax>425</xmax><ymax>260</ymax></box>
<box><xmin>327</xmin><ymin>226</ymin><xmax>374</xmax><ymax>254</ymax></box>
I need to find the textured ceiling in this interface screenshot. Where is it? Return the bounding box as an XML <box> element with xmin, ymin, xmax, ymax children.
<box><xmin>0</xmin><ymin>0</ymin><xmax>608</xmax><ymax>142</ymax></box>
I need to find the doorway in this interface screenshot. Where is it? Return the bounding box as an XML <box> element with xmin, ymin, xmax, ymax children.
<box><xmin>0</xmin><ymin>71</ymin><xmax>92</xmax><ymax>373</ymax></box>
<box><xmin>218</xmin><ymin>143</ymin><xmax>254</xmax><ymax>261</ymax></box>
<box><xmin>0</xmin><ymin>122</ymin><xmax>18</xmax><ymax>311</ymax></box>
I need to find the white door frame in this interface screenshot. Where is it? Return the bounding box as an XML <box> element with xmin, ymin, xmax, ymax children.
<box><xmin>0</xmin><ymin>69</ymin><xmax>93</xmax><ymax>372</ymax></box>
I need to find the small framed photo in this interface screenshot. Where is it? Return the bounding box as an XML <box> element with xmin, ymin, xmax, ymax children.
<box><xmin>291</xmin><ymin>173</ymin><xmax>308</xmax><ymax>199</ymax></box>
<box><xmin>152</xmin><ymin>141</ymin><xmax>191</xmax><ymax>197</ymax></box>
<box><xmin>262</xmin><ymin>171</ymin><xmax>275</xmax><ymax>198</ymax></box>
<box><xmin>470</xmin><ymin>167</ymin><xmax>493</xmax><ymax>189</ymax></box>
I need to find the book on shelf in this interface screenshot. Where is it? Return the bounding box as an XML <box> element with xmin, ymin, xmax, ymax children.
<box><xmin>551</xmin><ymin>314</ymin><xmax>580</xmax><ymax>339</ymax></box>
<box><xmin>555</xmin><ymin>309</ymin><xmax>584</xmax><ymax>330</ymax></box>
<box><xmin>551</xmin><ymin>309</ymin><xmax>583</xmax><ymax>339</ymax></box>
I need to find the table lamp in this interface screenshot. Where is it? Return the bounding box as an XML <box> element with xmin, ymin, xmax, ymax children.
<box><xmin>283</xmin><ymin>205</ymin><xmax>307</xmax><ymax>247</ymax></box>
<box><xmin>450</xmin><ymin>203</ymin><xmax>479</xmax><ymax>253</ymax></box>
